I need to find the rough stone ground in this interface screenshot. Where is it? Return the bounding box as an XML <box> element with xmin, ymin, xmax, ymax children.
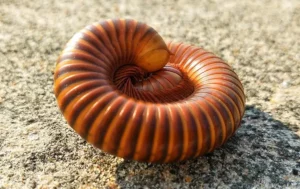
<box><xmin>0</xmin><ymin>0</ymin><xmax>300</xmax><ymax>188</ymax></box>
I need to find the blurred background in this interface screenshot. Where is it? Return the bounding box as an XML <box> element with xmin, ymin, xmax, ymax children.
<box><xmin>0</xmin><ymin>0</ymin><xmax>299</xmax><ymax>188</ymax></box>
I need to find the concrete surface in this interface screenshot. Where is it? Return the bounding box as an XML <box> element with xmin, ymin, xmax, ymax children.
<box><xmin>0</xmin><ymin>0</ymin><xmax>300</xmax><ymax>188</ymax></box>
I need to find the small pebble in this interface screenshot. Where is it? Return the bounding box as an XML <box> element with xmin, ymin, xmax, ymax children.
<box><xmin>28</xmin><ymin>133</ymin><xmax>39</xmax><ymax>141</ymax></box>
<box><xmin>281</xmin><ymin>81</ymin><xmax>290</xmax><ymax>88</ymax></box>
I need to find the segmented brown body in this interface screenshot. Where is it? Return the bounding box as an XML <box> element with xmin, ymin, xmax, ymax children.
<box><xmin>54</xmin><ymin>19</ymin><xmax>245</xmax><ymax>163</ymax></box>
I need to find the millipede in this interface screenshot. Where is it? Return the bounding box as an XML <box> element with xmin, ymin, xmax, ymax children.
<box><xmin>54</xmin><ymin>19</ymin><xmax>245</xmax><ymax>163</ymax></box>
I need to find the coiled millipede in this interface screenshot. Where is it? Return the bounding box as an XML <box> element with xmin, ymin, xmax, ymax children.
<box><xmin>54</xmin><ymin>19</ymin><xmax>245</xmax><ymax>163</ymax></box>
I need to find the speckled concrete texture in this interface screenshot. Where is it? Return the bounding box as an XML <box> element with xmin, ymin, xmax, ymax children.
<box><xmin>0</xmin><ymin>0</ymin><xmax>299</xmax><ymax>188</ymax></box>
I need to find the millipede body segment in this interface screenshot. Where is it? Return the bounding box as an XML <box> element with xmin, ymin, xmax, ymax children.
<box><xmin>54</xmin><ymin>19</ymin><xmax>245</xmax><ymax>163</ymax></box>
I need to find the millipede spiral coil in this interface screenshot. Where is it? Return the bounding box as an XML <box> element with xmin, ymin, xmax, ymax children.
<box><xmin>54</xmin><ymin>19</ymin><xmax>245</xmax><ymax>163</ymax></box>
